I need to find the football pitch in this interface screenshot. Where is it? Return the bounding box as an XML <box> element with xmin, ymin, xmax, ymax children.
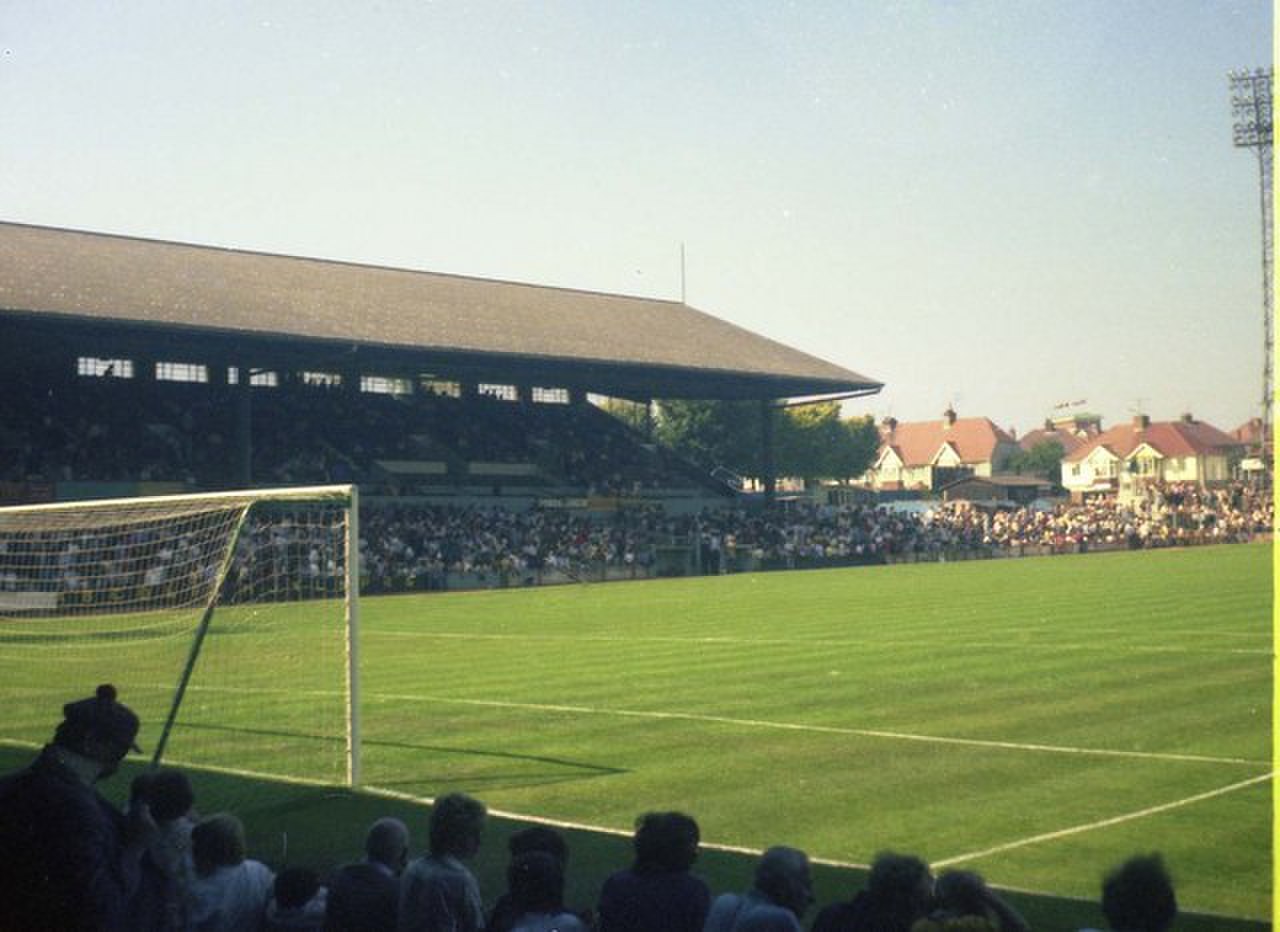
<box><xmin>0</xmin><ymin>542</ymin><xmax>1271</xmax><ymax>921</ymax></box>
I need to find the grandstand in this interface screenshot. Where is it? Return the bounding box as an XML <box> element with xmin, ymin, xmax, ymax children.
<box><xmin>0</xmin><ymin>220</ymin><xmax>881</xmax><ymax>508</ymax></box>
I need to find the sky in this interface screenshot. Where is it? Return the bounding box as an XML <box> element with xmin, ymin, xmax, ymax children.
<box><xmin>1</xmin><ymin>2</ymin><xmax>1272</xmax><ymax>435</ymax></box>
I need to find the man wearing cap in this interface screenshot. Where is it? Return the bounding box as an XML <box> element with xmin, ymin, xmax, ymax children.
<box><xmin>0</xmin><ymin>683</ymin><xmax>162</xmax><ymax>931</ymax></box>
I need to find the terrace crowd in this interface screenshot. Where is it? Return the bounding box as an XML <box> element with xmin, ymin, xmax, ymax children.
<box><xmin>356</xmin><ymin>480</ymin><xmax>1271</xmax><ymax>592</ymax></box>
<box><xmin>0</xmin><ymin>481</ymin><xmax>1269</xmax><ymax>604</ymax></box>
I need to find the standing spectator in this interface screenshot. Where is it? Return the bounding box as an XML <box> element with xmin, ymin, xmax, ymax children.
<box><xmin>488</xmin><ymin>826</ymin><xmax>585</xmax><ymax>932</ymax></box>
<box><xmin>597</xmin><ymin>811</ymin><xmax>710</xmax><ymax>932</ymax></box>
<box><xmin>265</xmin><ymin>867</ymin><xmax>328</xmax><ymax>931</ymax></box>
<box><xmin>326</xmin><ymin>817</ymin><xmax>411</xmax><ymax>932</ymax></box>
<box><xmin>504</xmin><ymin>850</ymin><xmax>588</xmax><ymax>932</ymax></box>
<box><xmin>812</xmin><ymin>851</ymin><xmax>933</xmax><ymax>932</ymax></box>
<box><xmin>398</xmin><ymin>793</ymin><xmax>487</xmax><ymax>932</ymax></box>
<box><xmin>0</xmin><ymin>683</ymin><xmax>162</xmax><ymax>931</ymax></box>
<box><xmin>1079</xmin><ymin>853</ymin><xmax>1177</xmax><ymax>932</ymax></box>
<box><xmin>702</xmin><ymin>845</ymin><xmax>813</xmax><ymax>932</ymax></box>
<box><xmin>912</xmin><ymin>870</ymin><xmax>1028</xmax><ymax>932</ymax></box>
<box><xmin>188</xmin><ymin>813</ymin><xmax>275</xmax><ymax>932</ymax></box>
<box><xmin>135</xmin><ymin>767</ymin><xmax>199</xmax><ymax>931</ymax></box>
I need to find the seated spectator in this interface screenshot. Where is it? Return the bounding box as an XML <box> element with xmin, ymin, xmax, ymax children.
<box><xmin>398</xmin><ymin>792</ymin><xmax>487</xmax><ymax>932</ymax></box>
<box><xmin>134</xmin><ymin>767</ymin><xmax>199</xmax><ymax>931</ymax></box>
<box><xmin>488</xmin><ymin>826</ymin><xmax>589</xmax><ymax>932</ymax></box>
<box><xmin>812</xmin><ymin>851</ymin><xmax>933</xmax><ymax>932</ymax></box>
<box><xmin>502</xmin><ymin>850</ymin><xmax>588</xmax><ymax>932</ymax></box>
<box><xmin>325</xmin><ymin>817</ymin><xmax>410</xmax><ymax>932</ymax></box>
<box><xmin>265</xmin><ymin>867</ymin><xmax>328</xmax><ymax>931</ymax></box>
<box><xmin>911</xmin><ymin>870</ymin><xmax>1028</xmax><ymax>932</ymax></box>
<box><xmin>1080</xmin><ymin>853</ymin><xmax>1177</xmax><ymax>932</ymax></box>
<box><xmin>189</xmin><ymin>813</ymin><xmax>275</xmax><ymax>932</ymax></box>
<box><xmin>597</xmin><ymin>811</ymin><xmax>710</xmax><ymax>932</ymax></box>
<box><xmin>703</xmin><ymin>845</ymin><xmax>814</xmax><ymax>932</ymax></box>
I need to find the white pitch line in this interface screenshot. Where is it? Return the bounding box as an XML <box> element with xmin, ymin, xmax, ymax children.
<box><xmin>368</xmin><ymin>691</ymin><xmax>1269</xmax><ymax>767</ymax></box>
<box><xmin>368</xmin><ymin>629</ymin><xmax>1273</xmax><ymax>657</ymax></box>
<box><xmin>930</xmin><ymin>771</ymin><xmax>1274</xmax><ymax>869</ymax></box>
<box><xmin>158</xmin><ymin>682</ymin><xmax>1269</xmax><ymax>766</ymax></box>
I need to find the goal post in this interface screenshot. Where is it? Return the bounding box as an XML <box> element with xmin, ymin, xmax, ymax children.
<box><xmin>0</xmin><ymin>484</ymin><xmax>361</xmax><ymax>788</ymax></box>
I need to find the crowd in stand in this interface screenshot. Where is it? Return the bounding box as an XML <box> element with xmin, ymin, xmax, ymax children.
<box><xmin>356</xmin><ymin>481</ymin><xmax>1272</xmax><ymax>592</ymax></box>
<box><xmin>0</xmin><ymin>683</ymin><xmax>1181</xmax><ymax>930</ymax></box>
<box><xmin>0</xmin><ymin>378</ymin><xmax>699</xmax><ymax>497</ymax></box>
<box><xmin>0</xmin><ymin>481</ymin><xmax>1268</xmax><ymax>604</ymax></box>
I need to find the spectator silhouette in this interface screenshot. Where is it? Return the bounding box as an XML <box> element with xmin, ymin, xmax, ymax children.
<box><xmin>188</xmin><ymin>812</ymin><xmax>275</xmax><ymax>932</ymax></box>
<box><xmin>488</xmin><ymin>825</ymin><xmax>591</xmax><ymax>932</ymax></box>
<box><xmin>1080</xmin><ymin>853</ymin><xmax>1177</xmax><ymax>932</ymax></box>
<box><xmin>812</xmin><ymin>851</ymin><xmax>933</xmax><ymax>932</ymax></box>
<box><xmin>266</xmin><ymin>866</ymin><xmax>328</xmax><ymax>930</ymax></box>
<box><xmin>502</xmin><ymin>850</ymin><xmax>588</xmax><ymax>932</ymax></box>
<box><xmin>911</xmin><ymin>870</ymin><xmax>1028</xmax><ymax>932</ymax></box>
<box><xmin>134</xmin><ymin>767</ymin><xmax>199</xmax><ymax>930</ymax></box>
<box><xmin>325</xmin><ymin>817</ymin><xmax>410</xmax><ymax>932</ymax></box>
<box><xmin>0</xmin><ymin>683</ymin><xmax>162</xmax><ymax>931</ymax></box>
<box><xmin>398</xmin><ymin>792</ymin><xmax>487</xmax><ymax>932</ymax></box>
<box><xmin>597</xmin><ymin>810</ymin><xmax>710</xmax><ymax>932</ymax></box>
<box><xmin>703</xmin><ymin>845</ymin><xmax>814</xmax><ymax>932</ymax></box>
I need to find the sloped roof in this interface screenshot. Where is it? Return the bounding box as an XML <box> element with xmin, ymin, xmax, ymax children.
<box><xmin>0</xmin><ymin>221</ymin><xmax>881</xmax><ymax>401</ymax></box>
<box><xmin>1232</xmin><ymin>418</ymin><xmax>1265</xmax><ymax>444</ymax></box>
<box><xmin>1017</xmin><ymin>426</ymin><xmax>1091</xmax><ymax>457</ymax></box>
<box><xmin>1064</xmin><ymin>418</ymin><xmax>1242</xmax><ymax>463</ymax></box>
<box><xmin>879</xmin><ymin>415</ymin><xmax>1015</xmax><ymax>467</ymax></box>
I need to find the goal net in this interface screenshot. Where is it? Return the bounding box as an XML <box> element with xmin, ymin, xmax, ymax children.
<box><xmin>0</xmin><ymin>485</ymin><xmax>360</xmax><ymax>788</ymax></box>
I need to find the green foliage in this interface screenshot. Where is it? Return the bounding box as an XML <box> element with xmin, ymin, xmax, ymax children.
<box><xmin>654</xmin><ymin>399</ymin><xmax>765</xmax><ymax>475</ymax></box>
<box><xmin>1006</xmin><ymin>439</ymin><xmax>1066</xmax><ymax>479</ymax></box>
<box><xmin>596</xmin><ymin>397</ymin><xmax>651</xmax><ymax>434</ymax></box>
<box><xmin>655</xmin><ymin>400</ymin><xmax>880</xmax><ymax>480</ymax></box>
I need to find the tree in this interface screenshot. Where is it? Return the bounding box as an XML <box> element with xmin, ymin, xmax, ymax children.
<box><xmin>597</xmin><ymin>396</ymin><xmax>652</xmax><ymax>434</ymax></box>
<box><xmin>1006</xmin><ymin>440</ymin><xmax>1065</xmax><ymax>479</ymax></box>
<box><xmin>776</xmin><ymin>404</ymin><xmax>879</xmax><ymax>482</ymax></box>
<box><xmin>654</xmin><ymin>399</ymin><xmax>879</xmax><ymax>482</ymax></box>
<box><xmin>654</xmin><ymin>399</ymin><xmax>763</xmax><ymax>475</ymax></box>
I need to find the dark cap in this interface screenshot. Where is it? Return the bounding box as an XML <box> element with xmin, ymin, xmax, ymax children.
<box><xmin>62</xmin><ymin>684</ymin><xmax>142</xmax><ymax>753</ymax></box>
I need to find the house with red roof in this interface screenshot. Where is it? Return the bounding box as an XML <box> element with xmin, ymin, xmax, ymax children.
<box><xmin>1060</xmin><ymin>413</ymin><xmax>1243</xmax><ymax>500</ymax></box>
<box><xmin>1017</xmin><ymin>414</ymin><xmax>1103</xmax><ymax>458</ymax></box>
<box><xmin>1230</xmin><ymin>417</ymin><xmax>1270</xmax><ymax>479</ymax></box>
<box><xmin>865</xmin><ymin>408</ymin><xmax>1020</xmax><ymax>493</ymax></box>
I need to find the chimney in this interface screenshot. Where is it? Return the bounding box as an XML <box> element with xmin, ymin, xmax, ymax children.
<box><xmin>1133</xmin><ymin>414</ymin><xmax>1150</xmax><ymax>430</ymax></box>
<box><xmin>1043</xmin><ymin>418</ymin><xmax>1054</xmax><ymax>431</ymax></box>
<box><xmin>882</xmin><ymin>416</ymin><xmax>898</xmax><ymax>434</ymax></box>
<box><xmin>1180</xmin><ymin>412</ymin><xmax>1194</xmax><ymax>424</ymax></box>
<box><xmin>944</xmin><ymin>407</ymin><xmax>957</xmax><ymax>427</ymax></box>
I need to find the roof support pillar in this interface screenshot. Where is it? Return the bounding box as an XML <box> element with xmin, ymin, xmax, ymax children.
<box><xmin>760</xmin><ymin>399</ymin><xmax>776</xmax><ymax>505</ymax></box>
<box><xmin>236</xmin><ymin>366</ymin><xmax>252</xmax><ymax>489</ymax></box>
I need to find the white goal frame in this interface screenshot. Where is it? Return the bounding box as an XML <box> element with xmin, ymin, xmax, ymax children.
<box><xmin>0</xmin><ymin>484</ymin><xmax>362</xmax><ymax>785</ymax></box>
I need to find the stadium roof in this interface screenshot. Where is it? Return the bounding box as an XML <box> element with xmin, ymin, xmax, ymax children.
<box><xmin>0</xmin><ymin>221</ymin><xmax>882</xmax><ymax>402</ymax></box>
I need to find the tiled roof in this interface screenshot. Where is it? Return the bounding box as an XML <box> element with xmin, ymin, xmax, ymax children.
<box><xmin>1017</xmin><ymin>427</ymin><xmax>1091</xmax><ymax>456</ymax></box>
<box><xmin>0</xmin><ymin>222</ymin><xmax>881</xmax><ymax>400</ymax></box>
<box><xmin>879</xmin><ymin>416</ymin><xmax>1015</xmax><ymax>467</ymax></box>
<box><xmin>1063</xmin><ymin>418</ymin><xmax>1241</xmax><ymax>463</ymax></box>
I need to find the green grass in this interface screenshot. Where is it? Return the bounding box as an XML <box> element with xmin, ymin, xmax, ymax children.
<box><xmin>0</xmin><ymin>543</ymin><xmax>1271</xmax><ymax>928</ymax></box>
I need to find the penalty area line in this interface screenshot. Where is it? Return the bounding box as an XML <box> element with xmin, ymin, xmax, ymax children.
<box><xmin>371</xmin><ymin>692</ymin><xmax>1268</xmax><ymax>767</ymax></box>
<box><xmin>930</xmin><ymin>771</ymin><xmax>1274</xmax><ymax>869</ymax></box>
<box><xmin>170</xmin><ymin>683</ymin><xmax>1270</xmax><ymax>768</ymax></box>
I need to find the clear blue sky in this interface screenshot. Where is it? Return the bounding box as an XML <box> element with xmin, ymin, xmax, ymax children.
<box><xmin>2</xmin><ymin>2</ymin><xmax>1272</xmax><ymax>434</ymax></box>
